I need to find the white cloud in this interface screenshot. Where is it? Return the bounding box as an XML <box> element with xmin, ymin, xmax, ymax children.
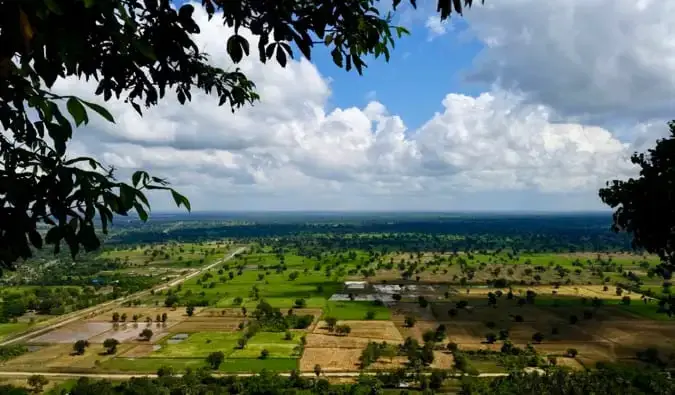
<box><xmin>47</xmin><ymin>3</ymin><xmax>660</xmax><ymax>211</ymax></box>
<box><xmin>464</xmin><ymin>0</ymin><xmax>675</xmax><ymax>123</ymax></box>
<box><xmin>425</xmin><ymin>16</ymin><xmax>451</xmax><ymax>40</ymax></box>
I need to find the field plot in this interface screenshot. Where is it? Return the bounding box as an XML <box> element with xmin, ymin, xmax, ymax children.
<box><xmin>229</xmin><ymin>332</ymin><xmax>301</xmax><ymax>358</ymax></box>
<box><xmin>2</xmin><ymin>343</ymin><xmax>135</xmax><ymax>371</ymax></box>
<box><xmin>324</xmin><ymin>301</ymin><xmax>391</xmax><ymax>320</ymax></box>
<box><xmin>313</xmin><ymin>320</ymin><xmax>403</xmax><ymax>342</ymax></box>
<box><xmin>300</xmin><ymin>348</ymin><xmax>362</xmax><ymax>371</ymax></box>
<box><xmin>170</xmin><ymin>317</ymin><xmax>243</xmax><ymax>332</ymax></box>
<box><xmin>28</xmin><ymin>322</ymin><xmax>111</xmax><ymax>344</ymax></box>
<box><xmin>88</xmin><ymin>322</ymin><xmax>175</xmax><ymax>343</ymax></box>
<box><xmin>152</xmin><ymin>332</ymin><xmax>241</xmax><ymax>358</ymax></box>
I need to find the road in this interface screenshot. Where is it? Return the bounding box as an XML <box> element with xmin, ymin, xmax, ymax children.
<box><xmin>0</xmin><ymin>370</ymin><xmax>513</xmax><ymax>380</ymax></box>
<box><xmin>0</xmin><ymin>246</ymin><xmax>247</xmax><ymax>347</ymax></box>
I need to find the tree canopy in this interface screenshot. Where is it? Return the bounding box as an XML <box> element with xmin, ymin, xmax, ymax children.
<box><xmin>0</xmin><ymin>0</ymin><xmax>480</xmax><ymax>270</ymax></box>
<box><xmin>600</xmin><ymin>120</ymin><xmax>675</xmax><ymax>276</ymax></box>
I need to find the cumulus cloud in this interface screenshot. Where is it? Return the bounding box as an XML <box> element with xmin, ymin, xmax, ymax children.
<box><xmin>48</xmin><ymin>4</ymin><xmax>652</xmax><ymax>211</ymax></box>
<box><xmin>464</xmin><ymin>0</ymin><xmax>675</xmax><ymax>123</ymax></box>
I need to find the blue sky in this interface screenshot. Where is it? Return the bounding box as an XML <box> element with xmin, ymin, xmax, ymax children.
<box><xmin>66</xmin><ymin>1</ymin><xmax>674</xmax><ymax>212</ymax></box>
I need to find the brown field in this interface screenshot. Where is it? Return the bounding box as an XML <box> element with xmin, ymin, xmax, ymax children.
<box><xmin>554</xmin><ymin>356</ymin><xmax>585</xmax><ymax>370</ymax></box>
<box><xmin>305</xmin><ymin>334</ymin><xmax>383</xmax><ymax>348</ymax></box>
<box><xmin>300</xmin><ymin>348</ymin><xmax>362</xmax><ymax>371</ymax></box>
<box><xmin>313</xmin><ymin>320</ymin><xmax>403</xmax><ymax>342</ymax></box>
<box><xmin>430</xmin><ymin>351</ymin><xmax>455</xmax><ymax>369</ymax></box>
<box><xmin>1</xmin><ymin>344</ymin><xmax>134</xmax><ymax>371</ymax></box>
<box><xmin>170</xmin><ymin>319</ymin><xmax>243</xmax><ymax>332</ymax></box>
<box><xmin>299</xmin><ymin>348</ymin><xmax>453</xmax><ymax>372</ymax></box>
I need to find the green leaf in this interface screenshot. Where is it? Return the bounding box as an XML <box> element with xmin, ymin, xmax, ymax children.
<box><xmin>134</xmin><ymin>202</ymin><xmax>149</xmax><ymax>221</ymax></box>
<box><xmin>227</xmin><ymin>35</ymin><xmax>244</xmax><ymax>63</ymax></box>
<box><xmin>82</xmin><ymin>100</ymin><xmax>115</xmax><ymax>123</ymax></box>
<box><xmin>66</xmin><ymin>97</ymin><xmax>88</xmax><ymax>126</ymax></box>
<box><xmin>132</xmin><ymin>170</ymin><xmax>147</xmax><ymax>187</ymax></box>
<box><xmin>331</xmin><ymin>48</ymin><xmax>343</xmax><ymax>68</ymax></box>
<box><xmin>276</xmin><ymin>46</ymin><xmax>287</xmax><ymax>67</ymax></box>
<box><xmin>171</xmin><ymin>190</ymin><xmax>191</xmax><ymax>211</ymax></box>
<box><xmin>119</xmin><ymin>184</ymin><xmax>136</xmax><ymax>211</ymax></box>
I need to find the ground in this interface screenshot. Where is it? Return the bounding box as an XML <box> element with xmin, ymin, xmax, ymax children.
<box><xmin>0</xmin><ymin>245</ymin><xmax>673</xmax><ymax>376</ymax></box>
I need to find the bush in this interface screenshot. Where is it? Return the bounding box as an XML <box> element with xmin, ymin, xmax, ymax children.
<box><xmin>260</xmin><ymin>349</ymin><xmax>269</xmax><ymax>359</ymax></box>
<box><xmin>103</xmin><ymin>338</ymin><xmax>119</xmax><ymax>354</ymax></box>
<box><xmin>206</xmin><ymin>351</ymin><xmax>225</xmax><ymax>369</ymax></box>
<box><xmin>365</xmin><ymin>310</ymin><xmax>376</xmax><ymax>320</ymax></box>
<box><xmin>404</xmin><ymin>316</ymin><xmax>416</xmax><ymax>327</ymax></box>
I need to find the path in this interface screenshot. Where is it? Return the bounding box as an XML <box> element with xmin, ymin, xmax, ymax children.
<box><xmin>0</xmin><ymin>246</ymin><xmax>247</xmax><ymax>346</ymax></box>
<box><xmin>0</xmin><ymin>370</ymin><xmax>512</xmax><ymax>380</ymax></box>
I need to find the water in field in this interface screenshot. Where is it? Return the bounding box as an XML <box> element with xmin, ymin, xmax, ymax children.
<box><xmin>167</xmin><ymin>333</ymin><xmax>188</xmax><ymax>344</ymax></box>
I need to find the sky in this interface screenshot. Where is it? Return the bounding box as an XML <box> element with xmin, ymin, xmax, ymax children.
<box><xmin>58</xmin><ymin>0</ymin><xmax>675</xmax><ymax>212</ymax></box>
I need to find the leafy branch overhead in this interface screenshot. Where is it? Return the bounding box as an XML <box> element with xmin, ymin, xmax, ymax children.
<box><xmin>0</xmin><ymin>0</ymin><xmax>479</xmax><ymax>269</ymax></box>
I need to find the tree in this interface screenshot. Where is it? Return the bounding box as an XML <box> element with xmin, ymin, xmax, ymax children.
<box><xmin>567</xmin><ymin>348</ymin><xmax>579</xmax><ymax>358</ymax></box>
<box><xmin>73</xmin><ymin>339</ymin><xmax>89</xmax><ymax>355</ymax></box>
<box><xmin>0</xmin><ymin>0</ymin><xmax>479</xmax><ymax>271</ymax></box>
<box><xmin>111</xmin><ymin>312</ymin><xmax>119</xmax><ymax>322</ymax></box>
<box><xmin>335</xmin><ymin>324</ymin><xmax>352</xmax><ymax>336</ymax></box>
<box><xmin>120</xmin><ymin>313</ymin><xmax>127</xmax><ymax>322</ymax></box>
<box><xmin>365</xmin><ymin>310</ymin><xmax>376</xmax><ymax>320</ymax></box>
<box><xmin>103</xmin><ymin>338</ymin><xmax>119</xmax><ymax>354</ymax></box>
<box><xmin>314</xmin><ymin>364</ymin><xmax>322</xmax><ymax>377</ymax></box>
<box><xmin>294</xmin><ymin>298</ymin><xmax>306</xmax><ymax>308</ymax></box>
<box><xmin>206</xmin><ymin>351</ymin><xmax>224</xmax><ymax>369</ymax></box>
<box><xmin>404</xmin><ymin>316</ymin><xmax>417</xmax><ymax>327</ymax></box>
<box><xmin>325</xmin><ymin>317</ymin><xmax>338</xmax><ymax>332</ymax></box>
<box><xmin>27</xmin><ymin>375</ymin><xmax>48</xmax><ymax>394</ymax></box>
<box><xmin>485</xmin><ymin>333</ymin><xmax>497</xmax><ymax>344</ymax></box>
<box><xmin>447</xmin><ymin>342</ymin><xmax>459</xmax><ymax>352</ymax></box>
<box><xmin>186</xmin><ymin>305</ymin><xmax>195</xmax><ymax>317</ymax></box>
<box><xmin>260</xmin><ymin>349</ymin><xmax>269</xmax><ymax>359</ymax></box>
<box><xmin>600</xmin><ymin>121</ymin><xmax>675</xmax><ymax>284</ymax></box>
<box><xmin>161</xmin><ymin>313</ymin><xmax>168</xmax><ymax>323</ymax></box>
<box><xmin>139</xmin><ymin>328</ymin><xmax>153</xmax><ymax>341</ymax></box>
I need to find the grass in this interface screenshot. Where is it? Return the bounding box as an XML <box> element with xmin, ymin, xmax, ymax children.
<box><xmin>324</xmin><ymin>301</ymin><xmax>391</xmax><ymax>320</ymax></box>
<box><xmin>0</xmin><ymin>322</ymin><xmax>30</xmax><ymax>341</ymax></box>
<box><xmin>229</xmin><ymin>332</ymin><xmax>300</xmax><ymax>359</ymax></box>
<box><xmin>153</xmin><ymin>332</ymin><xmax>241</xmax><ymax>358</ymax></box>
<box><xmin>101</xmin><ymin>357</ymin><xmax>206</xmax><ymax>373</ymax></box>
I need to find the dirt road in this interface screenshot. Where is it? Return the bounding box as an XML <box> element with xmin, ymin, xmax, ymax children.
<box><xmin>0</xmin><ymin>370</ymin><xmax>512</xmax><ymax>380</ymax></box>
<box><xmin>0</xmin><ymin>246</ymin><xmax>246</xmax><ymax>346</ymax></box>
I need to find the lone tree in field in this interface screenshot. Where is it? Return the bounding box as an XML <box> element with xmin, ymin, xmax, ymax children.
<box><xmin>0</xmin><ymin>0</ymin><xmax>480</xmax><ymax>271</ymax></box>
<box><xmin>314</xmin><ymin>364</ymin><xmax>322</xmax><ymax>377</ymax></box>
<box><xmin>325</xmin><ymin>317</ymin><xmax>338</xmax><ymax>332</ymax></box>
<box><xmin>73</xmin><ymin>339</ymin><xmax>89</xmax><ymax>355</ymax></box>
<box><xmin>139</xmin><ymin>328</ymin><xmax>153</xmax><ymax>341</ymax></box>
<box><xmin>103</xmin><ymin>338</ymin><xmax>119</xmax><ymax>355</ymax></box>
<box><xmin>206</xmin><ymin>351</ymin><xmax>225</xmax><ymax>369</ymax></box>
<box><xmin>186</xmin><ymin>305</ymin><xmax>195</xmax><ymax>317</ymax></box>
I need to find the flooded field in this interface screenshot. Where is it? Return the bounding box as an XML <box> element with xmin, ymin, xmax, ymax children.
<box><xmin>29</xmin><ymin>322</ymin><xmax>111</xmax><ymax>344</ymax></box>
